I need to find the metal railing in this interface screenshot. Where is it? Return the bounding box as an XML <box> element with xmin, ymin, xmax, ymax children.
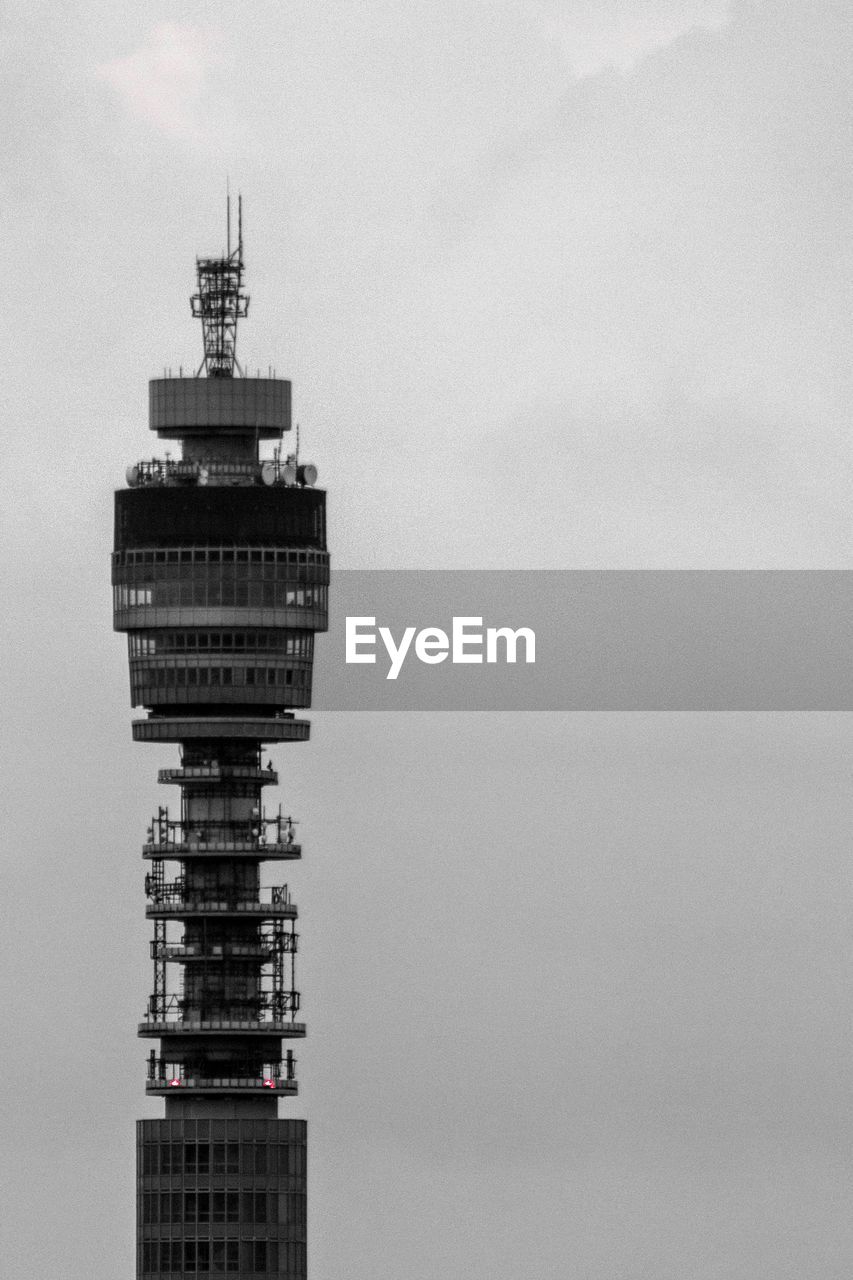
<box><xmin>144</xmin><ymin>882</ymin><xmax>295</xmax><ymax>913</ymax></box>
<box><xmin>151</xmin><ymin>932</ymin><xmax>297</xmax><ymax>962</ymax></box>
<box><xmin>146</xmin><ymin>813</ymin><xmax>297</xmax><ymax>849</ymax></box>
<box><xmin>147</xmin><ymin>1052</ymin><xmax>296</xmax><ymax>1083</ymax></box>
<box><xmin>146</xmin><ymin>990</ymin><xmax>300</xmax><ymax>1022</ymax></box>
<box><xmin>158</xmin><ymin>764</ymin><xmax>278</xmax><ymax>784</ymax></box>
<box><xmin>129</xmin><ymin>458</ymin><xmax>262</xmax><ymax>486</ymax></box>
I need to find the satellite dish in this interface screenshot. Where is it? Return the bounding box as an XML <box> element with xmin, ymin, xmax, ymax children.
<box><xmin>297</xmin><ymin>463</ymin><xmax>318</xmax><ymax>487</ymax></box>
<box><xmin>281</xmin><ymin>462</ymin><xmax>297</xmax><ymax>486</ymax></box>
<box><xmin>126</xmin><ymin>464</ymin><xmax>139</xmax><ymax>487</ymax></box>
<box><xmin>260</xmin><ymin>461</ymin><xmax>277</xmax><ymax>486</ymax></box>
<box><xmin>198</xmin><ymin>467</ymin><xmax>209</xmax><ymax>487</ymax></box>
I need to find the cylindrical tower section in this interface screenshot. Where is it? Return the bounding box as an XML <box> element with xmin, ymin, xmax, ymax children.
<box><xmin>137</xmin><ymin>1116</ymin><xmax>307</xmax><ymax>1278</ymax></box>
<box><xmin>115</xmin><ymin>217</ymin><xmax>327</xmax><ymax>1280</ymax></box>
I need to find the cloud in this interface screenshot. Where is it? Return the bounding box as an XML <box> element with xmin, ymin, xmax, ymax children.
<box><xmin>541</xmin><ymin>0</ymin><xmax>732</xmax><ymax>76</ymax></box>
<box><xmin>97</xmin><ymin>22</ymin><xmax>227</xmax><ymax>146</ymax></box>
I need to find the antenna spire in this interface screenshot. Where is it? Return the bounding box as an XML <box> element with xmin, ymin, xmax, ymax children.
<box><xmin>190</xmin><ymin>194</ymin><xmax>250</xmax><ymax>378</ymax></box>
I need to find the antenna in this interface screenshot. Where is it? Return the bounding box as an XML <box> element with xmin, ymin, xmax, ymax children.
<box><xmin>190</xmin><ymin>194</ymin><xmax>250</xmax><ymax>378</ymax></box>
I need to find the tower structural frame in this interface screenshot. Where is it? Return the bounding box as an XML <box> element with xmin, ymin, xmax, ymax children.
<box><xmin>114</xmin><ymin>208</ymin><xmax>326</xmax><ymax>1280</ymax></box>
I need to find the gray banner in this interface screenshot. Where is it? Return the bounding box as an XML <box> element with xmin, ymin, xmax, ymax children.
<box><xmin>311</xmin><ymin>571</ymin><xmax>853</xmax><ymax>709</ymax></box>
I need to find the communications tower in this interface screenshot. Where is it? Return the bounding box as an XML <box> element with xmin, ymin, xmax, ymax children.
<box><xmin>112</xmin><ymin>201</ymin><xmax>327</xmax><ymax>1278</ymax></box>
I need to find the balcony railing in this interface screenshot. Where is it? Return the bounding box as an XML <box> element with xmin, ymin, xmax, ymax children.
<box><xmin>139</xmin><ymin>1017</ymin><xmax>305</xmax><ymax>1037</ymax></box>
<box><xmin>147</xmin><ymin>1053</ymin><xmax>295</xmax><ymax>1087</ymax></box>
<box><xmin>151</xmin><ymin>934</ymin><xmax>297</xmax><ymax>962</ymax></box>
<box><xmin>146</xmin><ymin>813</ymin><xmax>297</xmax><ymax>850</ymax></box>
<box><xmin>144</xmin><ymin>884</ymin><xmax>296</xmax><ymax>917</ymax></box>
<box><xmin>147</xmin><ymin>1074</ymin><xmax>298</xmax><ymax>1094</ymax></box>
<box><xmin>158</xmin><ymin>764</ymin><xmax>278</xmax><ymax>784</ymax></box>
<box><xmin>146</xmin><ymin>991</ymin><xmax>300</xmax><ymax>1022</ymax></box>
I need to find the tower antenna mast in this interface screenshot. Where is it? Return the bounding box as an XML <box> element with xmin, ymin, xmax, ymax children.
<box><xmin>191</xmin><ymin>192</ymin><xmax>249</xmax><ymax>378</ymax></box>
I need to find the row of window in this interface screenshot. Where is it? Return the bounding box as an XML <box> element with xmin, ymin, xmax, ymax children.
<box><xmin>115</xmin><ymin>547</ymin><xmax>327</xmax><ymax>567</ymax></box>
<box><xmin>141</xmin><ymin>1191</ymin><xmax>305</xmax><ymax>1226</ymax></box>
<box><xmin>139</xmin><ymin>1119</ymin><xmax>304</xmax><ymax>1141</ymax></box>
<box><xmin>117</xmin><ymin>564</ymin><xmax>326</xmax><ymax>587</ymax></box>
<box><xmin>134</xmin><ymin>666</ymin><xmax>308</xmax><ymax>689</ymax></box>
<box><xmin>114</xmin><ymin>584</ymin><xmax>327</xmax><ymax>610</ymax></box>
<box><xmin>130</xmin><ymin>632</ymin><xmax>314</xmax><ymax>657</ymax></box>
<box><xmin>142</xmin><ymin>1142</ymin><xmax>305</xmax><ymax>1177</ymax></box>
<box><xmin>140</xmin><ymin>1239</ymin><xmax>305</xmax><ymax>1274</ymax></box>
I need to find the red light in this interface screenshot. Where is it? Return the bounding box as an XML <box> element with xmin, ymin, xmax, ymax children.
<box><xmin>169</xmin><ymin>1079</ymin><xmax>181</xmax><ymax>1087</ymax></box>
<box><xmin>263</xmin><ymin>1078</ymin><xmax>275</xmax><ymax>1088</ymax></box>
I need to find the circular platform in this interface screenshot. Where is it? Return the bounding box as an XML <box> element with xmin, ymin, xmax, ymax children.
<box><xmin>132</xmin><ymin>715</ymin><xmax>310</xmax><ymax>743</ymax></box>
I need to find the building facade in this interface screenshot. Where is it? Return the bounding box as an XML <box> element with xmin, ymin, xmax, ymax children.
<box><xmin>113</xmin><ymin>208</ymin><xmax>326</xmax><ymax>1278</ymax></box>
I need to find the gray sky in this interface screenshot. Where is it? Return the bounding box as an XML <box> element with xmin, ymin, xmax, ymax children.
<box><xmin>2</xmin><ymin>2</ymin><xmax>853</xmax><ymax>1277</ymax></box>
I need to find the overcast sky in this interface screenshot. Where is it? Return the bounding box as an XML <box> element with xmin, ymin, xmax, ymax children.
<box><xmin>3</xmin><ymin>2</ymin><xmax>853</xmax><ymax>1277</ymax></box>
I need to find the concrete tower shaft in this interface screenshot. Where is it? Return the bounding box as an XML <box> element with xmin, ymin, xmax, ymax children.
<box><xmin>113</xmin><ymin>211</ymin><xmax>325</xmax><ymax>1279</ymax></box>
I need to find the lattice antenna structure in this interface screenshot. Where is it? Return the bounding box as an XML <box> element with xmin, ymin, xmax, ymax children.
<box><xmin>191</xmin><ymin>193</ymin><xmax>250</xmax><ymax>378</ymax></box>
